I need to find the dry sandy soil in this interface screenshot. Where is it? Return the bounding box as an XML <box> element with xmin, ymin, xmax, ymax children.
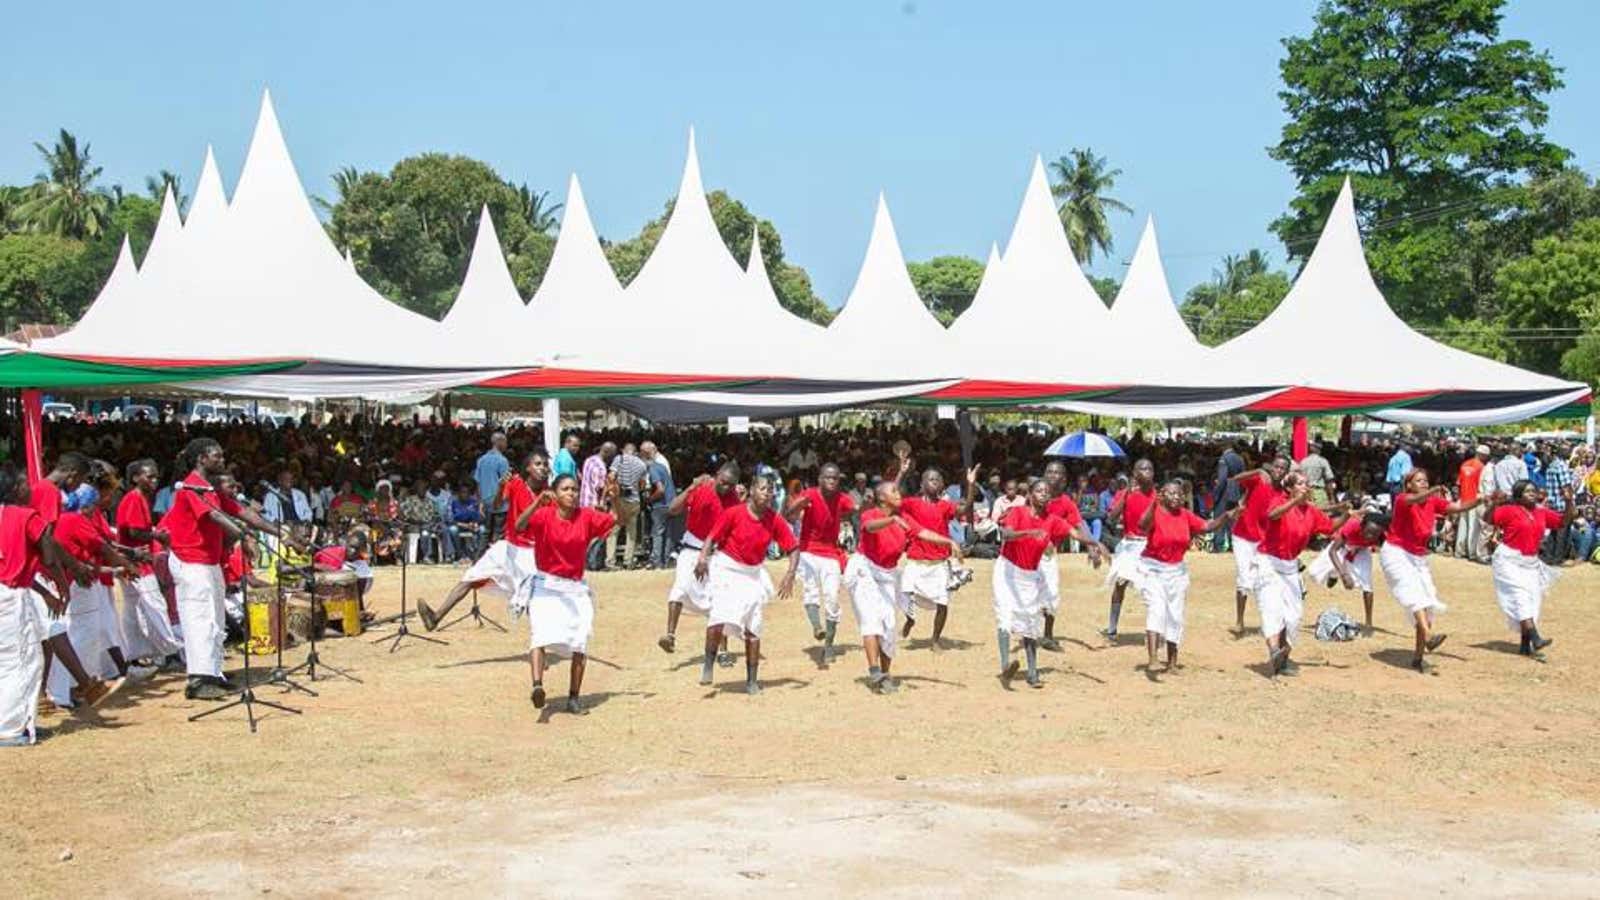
<box><xmin>4</xmin><ymin>553</ymin><xmax>1599</xmax><ymax>897</ymax></box>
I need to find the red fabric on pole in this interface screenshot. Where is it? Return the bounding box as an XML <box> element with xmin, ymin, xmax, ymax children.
<box><xmin>1339</xmin><ymin>415</ymin><xmax>1353</xmax><ymax>447</ymax></box>
<box><xmin>1291</xmin><ymin>416</ymin><xmax>1309</xmax><ymax>462</ymax></box>
<box><xmin>21</xmin><ymin>389</ymin><xmax>44</xmax><ymax>483</ymax></box>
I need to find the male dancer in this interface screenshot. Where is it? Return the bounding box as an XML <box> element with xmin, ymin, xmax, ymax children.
<box><xmin>784</xmin><ymin>462</ymin><xmax>855</xmax><ymax>666</ymax></box>
<box><xmin>899</xmin><ymin>463</ymin><xmax>978</xmax><ymax>646</ymax></box>
<box><xmin>658</xmin><ymin>462</ymin><xmax>741</xmax><ymax>659</ymax></box>
<box><xmin>419</xmin><ymin>451</ymin><xmax>549</xmax><ymax>630</ymax></box>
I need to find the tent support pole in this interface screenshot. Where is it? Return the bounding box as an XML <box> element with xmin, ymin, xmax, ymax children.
<box><xmin>541</xmin><ymin>398</ymin><xmax>561</xmax><ymax>458</ymax></box>
<box><xmin>22</xmin><ymin>389</ymin><xmax>44</xmax><ymax>483</ymax></box>
<box><xmin>1291</xmin><ymin>416</ymin><xmax>1309</xmax><ymax>462</ymax></box>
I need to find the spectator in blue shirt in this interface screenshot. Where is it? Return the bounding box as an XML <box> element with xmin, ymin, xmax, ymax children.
<box><xmin>641</xmin><ymin>440</ymin><xmax>676</xmax><ymax>568</ymax></box>
<box><xmin>449</xmin><ymin>483</ymin><xmax>486</xmax><ymax>561</ymax></box>
<box><xmin>474</xmin><ymin>431</ymin><xmax>510</xmax><ymax>537</ymax></box>
<box><xmin>1385</xmin><ymin>444</ymin><xmax>1414</xmax><ymax>495</ymax></box>
<box><xmin>554</xmin><ymin>432</ymin><xmax>581</xmax><ymax>480</ymax></box>
<box><xmin>153</xmin><ymin>480</ymin><xmax>176</xmax><ymax>516</ymax></box>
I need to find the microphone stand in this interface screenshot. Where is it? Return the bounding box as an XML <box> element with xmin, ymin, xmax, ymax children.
<box><xmin>372</xmin><ymin>529</ymin><xmax>447</xmax><ymax>652</ymax></box>
<box><xmin>276</xmin><ymin>536</ymin><xmax>362</xmax><ymax>684</ymax></box>
<box><xmin>439</xmin><ymin>583</ymin><xmax>505</xmax><ymax>633</ymax></box>
<box><xmin>189</xmin><ymin>571</ymin><xmax>301</xmax><ymax>731</ymax></box>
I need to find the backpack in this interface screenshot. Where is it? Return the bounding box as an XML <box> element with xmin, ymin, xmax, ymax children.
<box><xmin>1314</xmin><ymin>607</ymin><xmax>1361</xmax><ymax>642</ymax></box>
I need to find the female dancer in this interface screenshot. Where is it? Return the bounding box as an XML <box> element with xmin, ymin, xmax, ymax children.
<box><xmin>658</xmin><ymin>462</ymin><xmax>741</xmax><ymax>657</ymax></box>
<box><xmin>419</xmin><ymin>451</ymin><xmax>549</xmax><ymax>631</ymax></box>
<box><xmin>993</xmin><ymin>479</ymin><xmax>1104</xmax><ymax>688</ymax></box>
<box><xmin>1135</xmin><ymin>479</ymin><xmax>1235</xmax><ymax>675</ymax></box>
<box><xmin>1307</xmin><ymin>510</ymin><xmax>1389</xmax><ymax>635</ymax></box>
<box><xmin>1379</xmin><ymin>468</ymin><xmax>1484</xmax><ymax>673</ymax></box>
<box><xmin>1258</xmin><ymin>472</ymin><xmax>1347</xmax><ymax>676</ymax></box>
<box><xmin>518</xmin><ymin>474</ymin><xmax>616</xmax><ymax>715</ymax></box>
<box><xmin>1102</xmin><ymin>458</ymin><xmax>1157</xmax><ymax>639</ymax></box>
<box><xmin>898</xmin><ymin>465</ymin><xmax>978</xmax><ymax>645</ymax></box>
<box><xmin>784</xmin><ymin>462</ymin><xmax>856</xmax><ymax>665</ymax></box>
<box><xmin>1485</xmin><ymin>481</ymin><xmax>1573</xmax><ymax>657</ymax></box>
<box><xmin>48</xmin><ymin>466</ymin><xmax>142</xmax><ymax>706</ymax></box>
<box><xmin>1227</xmin><ymin>455</ymin><xmax>1290</xmax><ymax>631</ymax></box>
<box><xmin>116</xmin><ymin>459</ymin><xmax>181</xmax><ymax>669</ymax></box>
<box><xmin>694</xmin><ymin>474</ymin><xmax>800</xmax><ymax>694</ymax></box>
<box><xmin>847</xmin><ymin>481</ymin><xmax>961</xmax><ymax>694</ymax></box>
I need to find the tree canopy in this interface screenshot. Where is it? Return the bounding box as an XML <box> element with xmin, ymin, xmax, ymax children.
<box><xmin>906</xmin><ymin>255</ymin><xmax>984</xmax><ymax>325</ymax></box>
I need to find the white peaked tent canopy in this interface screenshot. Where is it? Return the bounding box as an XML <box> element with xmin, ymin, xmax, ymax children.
<box><xmin>439</xmin><ymin>207</ymin><xmax>531</xmax><ymax>360</ymax></box>
<box><xmin>36</xmin><ymin>194</ymin><xmax>177</xmax><ymax>355</ymax></box>
<box><xmin>746</xmin><ymin>226</ymin><xmax>823</xmax><ymax>336</ymax></box>
<box><xmin>187</xmin><ymin>146</ymin><xmax>228</xmax><ymax>234</ymax></box>
<box><xmin>522</xmin><ymin>173</ymin><xmax>625</xmax><ymax>347</ymax></box>
<box><xmin>948</xmin><ymin>156</ymin><xmax>1121</xmax><ymax>385</ymax></box>
<box><xmin>1215</xmin><ymin>178</ymin><xmax>1590</xmax><ymax>423</ymax></box>
<box><xmin>821</xmin><ymin>194</ymin><xmax>956</xmax><ymax>378</ymax></box>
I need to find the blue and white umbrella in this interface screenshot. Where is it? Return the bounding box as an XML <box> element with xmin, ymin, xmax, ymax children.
<box><xmin>1044</xmin><ymin>431</ymin><xmax>1126</xmax><ymax>458</ymax></box>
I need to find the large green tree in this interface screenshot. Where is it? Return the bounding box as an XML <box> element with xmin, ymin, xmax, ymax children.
<box><xmin>1178</xmin><ymin>253</ymin><xmax>1293</xmax><ymax>347</ymax></box>
<box><xmin>1492</xmin><ymin>218</ymin><xmax>1600</xmax><ymax>381</ymax></box>
<box><xmin>1270</xmin><ymin>0</ymin><xmax>1568</xmax><ymax>325</ymax></box>
<box><xmin>14</xmin><ymin>130</ymin><xmax>114</xmax><ymax>240</ymax></box>
<box><xmin>0</xmin><ymin>234</ymin><xmax>103</xmax><ymax>324</ymax></box>
<box><xmin>1048</xmin><ymin>147</ymin><xmax>1131</xmax><ymax>265</ymax></box>
<box><xmin>322</xmin><ymin>154</ymin><xmax>555</xmax><ymax>318</ymax></box>
<box><xmin>603</xmin><ymin>190</ymin><xmax>833</xmax><ymax>325</ymax></box>
<box><xmin>907</xmin><ymin>255</ymin><xmax>983</xmax><ymax>324</ymax></box>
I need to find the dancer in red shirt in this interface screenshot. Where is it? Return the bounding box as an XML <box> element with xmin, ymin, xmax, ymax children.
<box><xmin>1308</xmin><ymin>512</ymin><xmax>1389</xmax><ymax>635</ymax></box>
<box><xmin>693</xmin><ymin>474</ymin><xmax>800</xmax><ymax>694</ymax></box>
<box><xmin>116</xmin><ymin>458</ymin><xmax>181</xmax><ymax>669</ymax></box>
<box><xmin>517</xmin><ymin>474</ymin><xmax>617</xmax><ymax>714</ymax></box>
<box><xmin>784</xmin><ymin>463</ymin><xmax>856</xmax><ymax>665</ymax></box>
<box><xmin>419</xmin><ymin>451</ymin><xmax>550</xmax><ymax>631</ymax></box>
<box><xmin>1485</xmin><ymin>480</ymin><xmax>1574</xmax><ymax>658</ymax></box>
<box><xmin>1135</xmin><ymin>479</ymin><xmax>1236</xmax><ymax>675</ymax></box>
<box><xmin>1102</xmin><ymin>458</ymin><xmax>1157</xmax><ymax>640</ymax></box>
<box><xmin>1</xmin><ymin>466</ymin><xmax>54</xmax><ymax>745</ymax></box>
<box><xmin>1378</xmin><ymin>468</ymin><xmax>1484</xmax><ymax>674</ymax></box>
<box><xmin>993</xmin><ymin>478</ymin><xmax>1103</xmax><ymax>688</ymax></box>
<box><xmin>898</xmin><ymin>464</ymin><xmax>979</xmax><ymax>646</ymax></box>
<box><xmin>1227</xmin><ymin>456</ymin><xmax>1290</xmax><ymax>632</ymax></box>
<box><xmin>659</xmin><ymin>461</ymin><xmax>742</xmax><ymax>658</ymax></box>
<box><xmin>1258</xmin><ymin>473</ymin><xmax>1348</xmax><ymax>676</ymax></box>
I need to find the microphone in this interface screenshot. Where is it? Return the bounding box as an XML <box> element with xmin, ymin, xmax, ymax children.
<box><xmin>177</xmin><ymin>482</ymin><xmax>215</xmax><ymax>494</ymax></box>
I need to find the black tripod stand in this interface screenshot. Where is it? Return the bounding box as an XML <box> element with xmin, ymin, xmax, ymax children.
<box><xmin>264</xmin><ymin>545</ymin><xmax>320</xmax><ymax>697</ymax></box>
<box><xmin>439</xmin><ymin>586</ymin><xmax>506</xmax><ymax>632</ymax></box>
<box><xmin>190</xmin><ymin>578</ymin><xmax>300</xmax><ymax>732</ymax></box>
<box><xmin>373</xmin><ymin>541</ymin><xmax>446</xmax><ymax>652</ymax></box>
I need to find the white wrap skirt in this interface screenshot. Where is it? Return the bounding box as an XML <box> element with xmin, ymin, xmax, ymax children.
<box><xmin>1491</xmin><ymin>544</ymin><xmax>1557</xmax><ymax>631</ymax></box>
<box><xmin>797</xmin><ymin>551</ymin><xmax>844</xmax><ymax>622</ymax></box>
<box><xmin>844</xmin><ymin>554</ymin><xmax>901</xmax><ymax>658</ymax></box>
<box><xmin>1231</xmin><ymin>536</ymin><xmax>1261</xmax><ymax>594</ymax></box>
<box><xmin>1136</xmin><ymin>557</ymin><xmax>1189</xmax><ymax>645</ymax></box>
<box><xmin>48</xmin><ymin>582</ymin><xmax>123</xmax><ymax>704</ymax></box>
<box><xmin>1255</xmin><ymin>555</ymin><xmax>1305</xmax><ymax>646</ymax></box>
<box><xmin>119</xmin><ymin>573</ymin><xmax>181</xmax><ymax>660</ymax></box>
<box><xmin>523</xmin><ymin>572</ymin><xmax>595</xmax><ymax>657</ymax></box>
<box><xmin>902</xmin><ymin>559</ymin><xmax>950</xmax><ymax>610</ymax></box>
<box><xmin>0</xmin><ymin>585</ymin><xmax>43</xmax><ymax>744</ymax></box>
<box><xmin>462</xmin><ymin>540</ymin><xmax>538</xmax><ymax>600</ymax></box>
<box><xmin>172</xmin><ymin>556</ymin><xmax>227</xmax><ymax>678</ymax></box>
<box><xmin>1307</xmin><ymin>546</ymin><xmax>1373</xmax><ymax>593</ymax></box>
<box><xmin>668</xmin><ymin>535</ymin><xmax>712</xmax><ymax>615</ymax></box>
<box><xmin>1379</xmin><ymin>544</ymin><xmax>1446</xmax><ymax>618</ymax></box>
<box><xmin>1104</xmin><ymin>536</ymin><xmax>1148</xmax><ymax>591</ymax></box>
<box><xmin>708</xmin><ymin>554</ymin><xmax>775</xmax><ymax>641</ymax></box>
<box><xmin>992</xmin><ymin>557</ymin><xmax>1050</xmax><ymax>640</ymax></box>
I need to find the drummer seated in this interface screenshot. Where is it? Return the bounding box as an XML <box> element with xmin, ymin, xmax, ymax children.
<box><xmin>316</xmin><ymin>533</ymin><xmax>374</xmax><ymax>612</ymax></box>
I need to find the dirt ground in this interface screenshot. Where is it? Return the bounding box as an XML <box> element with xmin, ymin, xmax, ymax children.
<box><xmin>4</xmin><ymin>553</ymin><xmax>1599</xmax><ymax>897</ymax></box>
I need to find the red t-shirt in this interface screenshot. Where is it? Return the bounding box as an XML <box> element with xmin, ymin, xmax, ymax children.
<box><xmin>1334</xmin><ymin>517</ymin><xmax>1380</xmax><ymax>559</ymax></box>
<box><xmin>999</xmin><ymin>506</ymin><xmax>1072</xmax><ymax>570</ymax></box>
<box><xmin>900</xmin><ymin>495</ymin><xmax>958</xmax><ymax>561</ymax></box>
<box><xmin>1261</xmin><ymin>504</ymin><xmax>1335</xmax><ymax>561</ymax></box>
<box><xmin>28</xmin><ymin>477</ymin><xmax>63</xmax><ymax>526</ymax></box>
<box><xmin>1490</xmin><ymin>504</ymin><xmax>1563</xmax><ymax>557</ymax></box>
<box><xmin>526</xmin><ymin>506</ymin><xmax>615</xmax><ymax>580</ymax></box>
<box><xmin>1046</xmin><ymin>494</ymin><xmax>1085</xmax><ymax>529</ymax></box>
<box><xmin>796</xmin><ymin>487</ymin><xmax>856</xmax><ymax>564</ymax></box>
<box><xmin>165</xmin><ymin>472</ymin><xmax>244</xmax><ymax>565</ymax></box>
<box><xmin>1387</xmin><ymin>493</ymin><xmax>1448</xmax><ymax>557</ymax></box>
<box><xmin>314</xmin><ymin>546</ymin><xmax>349</xmax><ymax>571</ymax></box>
<box><xmin>708</xmin><ymin>504</ymin><xmax>798</xmax><ymax>567</ymax></box>
<box><xmin>1142</xmin><ymin>505</ymin><xmax>1207</xmax><ymax>564</ymax></box>
<box><xmin>857</xmin><ymin>508</ymin><xmax>909</xmax><ymax>569</ymax></box>
<box><xmin>0</xmin><ymin>505</ymin><xmax>47</xmax><ymax>588</ymax></box>
<box><xmin>503</xmin><ymin>478</ymin><xmax>539</xmax><ymax>547</ymax></box>
<box><xmin>116</xmin><ymin>489</ymin><xmax>158</xmax><ymax>577</ymax></box>
<box><xmin>1117</xmin><ymin>487</ymin><xmax>1157</xmax><ymax>539</ymax></box>
<box><xmin>683</xmin><ymin>482</ymin><xmax>741</xmax><ymax>541</ymax></box>
<box><xmin>54</xmin><ymin>510</ymin><xmax>108</xmax><ymax>582</ymax></box>
<box><xmin>222</xmin><ymin>543</ymin><xmax>248</xmax><ymax>587</ymax></box>
<box><xmin>1231</xmin><ymin>471</ymin><xmax>1283</xmax><ymax>543</ymax></box>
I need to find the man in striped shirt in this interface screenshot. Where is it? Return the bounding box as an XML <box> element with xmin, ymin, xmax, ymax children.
<box><xmin>608</xmin><ymin>444</ymin><xmax>649</xmax><ymax>568</ymax></box>
<box><xmin>580</xmin><ymin>442</ymin><xmax>616</xmax><ymax>509</ymax></box>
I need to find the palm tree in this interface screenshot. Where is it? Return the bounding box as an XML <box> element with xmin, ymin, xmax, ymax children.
<box><xmin>1047</xmin><ymin>147</ymin><xmax>1132</xmax><ymax>264</ymax></box>
<box><xmin>14</xmin><ymin>129</ymin><xmax>113</xmax><ymax>239</ymax></box>
<box><xmin>144</xmin><ymin>169</ymin><xmax>189</xmax><ymax>209</ymax></box>
<box><xmin>1215</xmin><ymin>249</ymin><xmax>1269</xmax><ymax>295</ymax></box>
<box><xmin>513</xmin><ymin>184</ymin><xmax>562</xmax><ymax>235</ymax></box>
<box><xmin>313</xmin><ymin>165</ymin><xmax>365</xmax><ymax>216</ymax></box>
<box><xmin>0</xmin><ymin>185</ymin><xmax>26</xmax><ymax>233</ymax></box>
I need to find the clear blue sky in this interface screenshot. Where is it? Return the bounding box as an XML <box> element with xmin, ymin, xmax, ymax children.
<box><xmin>3</xmin><ymin>1</ymin><xmax>1596</xmax><ymax>307</ymax></box>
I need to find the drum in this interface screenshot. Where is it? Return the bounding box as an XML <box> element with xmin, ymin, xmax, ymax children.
<box><xmin>314</xmin><ymin>571</ymin><xmax>363</xmax><ymax>637</ymax></box>
<box><xmin>285</xmin><ymin>595</ymin><xmax>320</xmax><ymax>643</ymax></box>
<box><xmin>246</xmin><ymin>598</ymin><xmax>286</xmax><ymax>656</ymax></box>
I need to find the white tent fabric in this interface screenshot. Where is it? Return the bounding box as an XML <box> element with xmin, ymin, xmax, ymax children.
<box><xmin>1214</xmin><ymin>178</ymin><xmax>1588</xmax><ymax>418</ymax></box>
<box><xmin>948</xmin><ymin>156</ymin><xmax>1118</xmax><ymax>384</ymax></box>
<box><xmin>187</xmin><ymin>146</ymin><xmax>228</xmax><ymax>234</ymax></box>
<box><xmin>1103</xmin><ymin>218</ymin><xmax>1208</xmax><ymax>366</ymax></box>
<box><xmin>439</xmin><ymin>207</ymin><xmax>532</xmax><ymax>361</ymax></box>
<box><xmin>35</xmin><ymin>195</ymin><xmax>175</xmax><ymax>355</ymax></box>
<box><xmin>746</xmin><ymin>226</ymin><xmax>823</xmax><ymax>337</ymax></box>
<box><xmin>522</xmin><ymin>173</ymin><xmax>627</xmax><ymax>360</ymax></box>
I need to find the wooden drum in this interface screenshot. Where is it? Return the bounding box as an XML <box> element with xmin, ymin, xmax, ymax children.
<box><xmin>314</xmin><ymin>571</ymin><xmax>363</xmax><ymax>637</ymax></box>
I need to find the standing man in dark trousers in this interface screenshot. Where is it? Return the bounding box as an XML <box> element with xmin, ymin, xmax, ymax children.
<box><xmin>1211</xmin><ymin>440</ymin><xmax>1246</xmax><ymax>552</ymax></box>
<box><xmin>474</xmin><ymin>431</ymin><xmax>511</xmax><ymax>544</ymax></box>
<box><xmin>641</xmin><ymin>441</ymin><xmax>676</xmax><ymax>570</ymax></box>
